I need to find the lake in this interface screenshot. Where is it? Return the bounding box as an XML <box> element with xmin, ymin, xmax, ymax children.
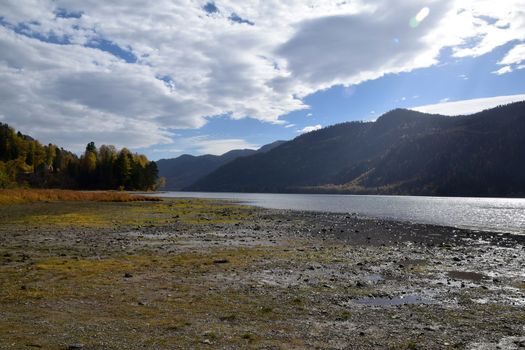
<box><xmin>156</xmin><ymin>192</ymin><xmax>525</xmax><ymax>235</ymax></box>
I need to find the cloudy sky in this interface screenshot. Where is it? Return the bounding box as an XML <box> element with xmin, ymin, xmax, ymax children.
<box><xmin>1</xmin><ymin>0</ymin><xmax>524</xmax><ymax>159</ymax></box>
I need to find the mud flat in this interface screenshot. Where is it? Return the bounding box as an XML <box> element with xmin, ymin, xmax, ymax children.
<box><xmin>0</xmin><ymin>198</ymin><xmax>524</xmax><ymax>349</ymax></box>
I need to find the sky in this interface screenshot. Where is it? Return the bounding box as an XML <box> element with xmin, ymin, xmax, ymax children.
<box><xmin>0</xmin><ymin>1</ymin><xmax>524</xmax><ymax>160</ymax></box>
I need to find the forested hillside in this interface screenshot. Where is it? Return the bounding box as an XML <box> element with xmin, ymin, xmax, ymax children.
<box><xmin>157</xmin><ymin>149</ymin><xmax>256</xmax><ymax>190</ymax></box>
<box><xmin>0</xmin><ymin>123</ymin><xmax>158</xmax><ymax>190</ymax></box>
<box><xmin>188</xmin><ymin>102</ymin><xmax>525</xmax><ymax>197</ymax></box>
<box><xmin>156</xmin><ymin>141</ymin><xmax>285</xmax><ymax>190</ymax></box>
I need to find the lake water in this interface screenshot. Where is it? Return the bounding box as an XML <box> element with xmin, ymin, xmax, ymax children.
<box><xmin>157</xmin><ymin>192</ymin><xmax>525</xmax><ymax>235</ymax></box>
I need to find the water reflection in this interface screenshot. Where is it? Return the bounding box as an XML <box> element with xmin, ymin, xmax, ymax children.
<box><xmin>156</xmin><ymin>192</ymin><xmax>525</xmax><ymax>234</ymax></box>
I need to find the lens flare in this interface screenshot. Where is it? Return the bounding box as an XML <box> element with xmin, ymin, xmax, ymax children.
<box><xmin>410</xmin><ymin>7</ymin><xmax>430</xmax><ymax>28</ymax></box>
<box><xmin>416</xmin><ymin>7</ymin><xmax>430</xmax><ymax>22</ymax></box>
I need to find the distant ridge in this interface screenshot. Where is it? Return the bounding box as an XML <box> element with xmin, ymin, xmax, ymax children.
<box><xmin>156</xmin><ymin>141</ymin><xmax>285</xmax><ymax>190</ymax></box>
<box><xmin>187</xmin><ymin>101</ymin><xmax>525</xmax><ymax>197</ymax></box>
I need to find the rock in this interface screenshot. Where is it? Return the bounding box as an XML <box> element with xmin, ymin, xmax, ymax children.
<box><xmin>213</xmin><ymin>259</ymin><xmax>229</xmax><ymax>264</ymax></box>
<box><xmin>67</xmin><ymin>344</ymin><xmax>83</xmax><ymax>350</ymax></box>
<box><xmin>124</xmin><ymin>272</ymin><xmax>133</xmax><ymax>278</ymax></box>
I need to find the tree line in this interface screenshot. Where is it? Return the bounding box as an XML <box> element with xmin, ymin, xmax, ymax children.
<box><xmin>0</xmin><ymin>123</ymin><xmax>159</xmax><ymax>190</ymax></box>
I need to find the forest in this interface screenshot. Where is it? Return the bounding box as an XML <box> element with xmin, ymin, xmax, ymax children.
<box><xmin>187</xmin><ymin>102</ymin><xmax>525</xmax><ymax>197</ymax></box>
<box><xmin>0</xmin><ymin>123</ymin><xmax>159</xmax><ymax>191</ymax></box>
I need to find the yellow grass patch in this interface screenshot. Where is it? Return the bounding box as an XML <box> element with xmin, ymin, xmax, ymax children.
<box><xmin>0</xmin><ymin>189</ymin><xmax>160</xmax><ymax>205</ymax></box>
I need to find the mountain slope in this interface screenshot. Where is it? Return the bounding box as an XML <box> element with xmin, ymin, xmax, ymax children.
<box><xmin>187</xmin><ymin>102</ymin><xmax>525</xmax><ymax>197</ymax></box>
<box><xmin>156</xmin><ymin>141</ymin><xmax>285</xmax><ymax>190</ymax></box>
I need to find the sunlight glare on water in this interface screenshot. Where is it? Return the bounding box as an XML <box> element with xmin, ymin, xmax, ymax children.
<box><xmin>157</xmin><ymin>192</ymin><xmax>525</xmax><ymax>235</ymax></box>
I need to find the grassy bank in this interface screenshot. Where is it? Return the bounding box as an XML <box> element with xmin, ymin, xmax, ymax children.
<box><xmin>0</xmin><ymin>189</ymin><xmax>161</xmax><ymax>205</ymax></box>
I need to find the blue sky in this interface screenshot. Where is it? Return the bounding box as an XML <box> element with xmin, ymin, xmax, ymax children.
<box><xmin>1</xmin><ymin>1</ymin><xmax>524</xmax><ymax>159</ymax></box>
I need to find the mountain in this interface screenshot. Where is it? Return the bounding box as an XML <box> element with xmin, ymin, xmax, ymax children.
<box><xmin>156</xmin><ymin>141</ymin><xmax>285</xmax><ymax>190</ymax></box>
<box><xmin>187</xmin><ymin>102</ymin><xmax>525</xmax><ymax>197</ymax></box>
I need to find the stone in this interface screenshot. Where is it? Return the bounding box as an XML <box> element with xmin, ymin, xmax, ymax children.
<box><xmin>213</xmin><ymin>259</ymin><xmax>229</xmax><ymax>264</ymax></box>
<box><xmin>67</xmin><ymin>344</ymin><xmax>83</xmax><ymax>350</ymax></box>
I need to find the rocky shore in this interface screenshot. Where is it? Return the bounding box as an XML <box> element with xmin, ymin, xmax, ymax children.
<box><xmin>0</xmin><ymin>198</ymin><xmax>524</xmax><ymax>349</ymax></box>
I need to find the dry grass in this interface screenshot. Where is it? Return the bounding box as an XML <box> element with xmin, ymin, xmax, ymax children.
<box><xmin>0</xmin><ymin>189</ymin><xmax>161</xmax><ymax>205</ymax></box>
<box><xmin>0</xmin><ymin>199</ymin><xmax>254</xmax><ymax>230</ymax></box>
<box><xmin>0</xmin><ymin>245</ymin><xmax>311</xmax><ymax>348</ymax></box>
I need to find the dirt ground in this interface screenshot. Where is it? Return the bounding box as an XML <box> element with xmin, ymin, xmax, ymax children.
<box><xmin>0</xmin><ymin>198</ymin><xmax>524</xmax><ymax>349</ymax></box>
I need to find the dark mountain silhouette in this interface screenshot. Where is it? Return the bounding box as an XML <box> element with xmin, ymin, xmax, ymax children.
<box><xmin>187</xmin><ymin>101</ymin><xmax>525</xmax><ymax>197</ymax></box>
<box><xmin>156</xmin><ymin>141</ymin><xmax>285</xmax><ymax>190</ymax></box>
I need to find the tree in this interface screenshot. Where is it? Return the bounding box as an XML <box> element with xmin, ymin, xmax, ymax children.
<box><xmin>80</xmin><ymin>142</ymin><xmax>98</xmax><ymax>187</ymax></box>
<box><xmin>46</xmin><ymin>144</ymin><xmax>57</xmax><ymax>167</ymax></box>
<box><xmin>145</xmin><ymin>161</ymin><xmax>159</xmax><ymax>190</ymax></box>
<box><xmin>0</xmin><ymin>123</ymin><xmax>156</xmax><ymax>190</ymax></box>
<box><xmin>98</xmin><ymin>145</ymin><xmax>117</xmax><ymax>188</ymax></box>
<box><xmin>115</xmin><ymin>148</ymin><xmax>132</xmax><ymax>189</ymax></box>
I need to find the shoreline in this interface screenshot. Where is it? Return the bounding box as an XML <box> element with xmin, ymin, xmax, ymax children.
<box><xmin>1</xmin><ymin>198</ymin><xmax>524</xmax><ymax>349</ymax></box>
<box><xmin>150</xmin><ymin>191</ymin><xmax>525</xmax><ymax>236</ymax></box>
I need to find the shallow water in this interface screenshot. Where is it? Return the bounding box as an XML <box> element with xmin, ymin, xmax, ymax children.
<box><xmin>447</xmin><ymin>271</ymin><xmax>489</xmax><ymax>282</ymax></box>
<box><xmin>156</xmin><ymin>192</ymin><xmax>525</xmax><ymax>234</ymax></box>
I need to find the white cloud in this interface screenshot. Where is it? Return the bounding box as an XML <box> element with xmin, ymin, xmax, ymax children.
<box><xmin>151</xmin><ymin>148</ymin><xmax>182</xmax><ymax>154</ymax></box>
<box><xmin>450</xmin><ymin>1</ymin><xmax>525</xmax><ymax>59</ymax></box>
<box><xmin>493</xmin><ymin>43</ymin><xmax>525</xmax><ymax>75</ymax></box>
<box><xmin>0</xmin><ymin>0</ymin><xmax>524</xmax><ymax>151</ymax></box>
<box><xmin>498</xmin><ymin>43</ymin><xmax>525</xmax><ymax>68</ymax></box>
<box><xmin>284</xmin><ymin>123</ymin><xmax>296</xmax><ymax>128</ymax></box>
<box><xmin>185</xmin><ymin>136</ymin><xmax>259</xmax><ymax>155</ymax></box>
<box><xmin>410</xmin><ymin>94</ymin><xmax>525</xmax><ymax>115</ymax></box>
<box><xmin>298</xmin><ymin>124</ymin><xmax>322</xmax><ymax>133</ymax></box>
<box><xmin>492</xmin><ymin>66</ymin><xmax>513</xmax><ymax>75</ymax></box>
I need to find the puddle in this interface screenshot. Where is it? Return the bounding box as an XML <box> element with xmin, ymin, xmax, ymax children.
<box><xmin>447</xmin><ymin>271</ymin><xmax>488</xmax><ymax>282</ymax></box>
<box><xmin>353</xmin><ymin>295</ymin><xmax>432</xmax><ymax>306</ymax></box>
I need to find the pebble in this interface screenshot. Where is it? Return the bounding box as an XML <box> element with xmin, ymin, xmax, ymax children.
<box><xmin>213</xmin><ymin>259</ymin><xmax>229</xmax><ymax>264</ymax></box>
<box><xmin>67</xmin><ymin>344</ymin><xmax>83</xmax><ymax>350</ymax></box>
